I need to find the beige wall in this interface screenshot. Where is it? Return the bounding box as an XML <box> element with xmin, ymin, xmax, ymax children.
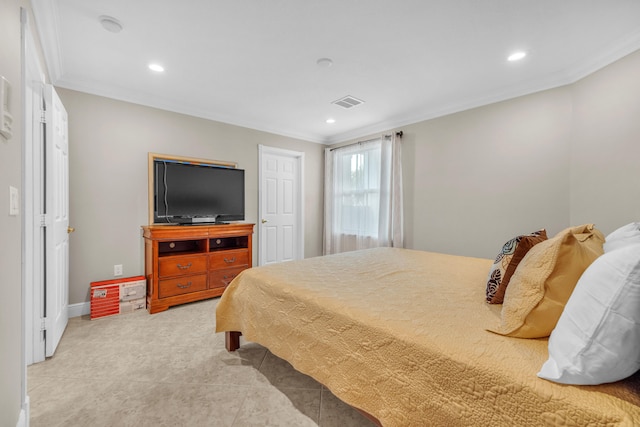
<box><xmin>402</xmin><ymin>87</ymin><xmax>573</xmax><ymax>258</ymax></box>
<box><xmin>338</xmin><ymin>87</ymin><xmax>574</xmax><ymax>259</ymax></box>
<box><xmin>57</xmin><ymin>88</ymin><xmax>324</xmax><ymax>305</ymax></box>
<box><xmin>1</xmin><ymin>1</ymin><xmax>23</xmax><ymax>425</ymax></box>
<box><xmin>570</xmin><ymin>50</ymin><xmax>640</xmax><ymax>229</ymax></box>
<box><xmin>1</xmin><ymin>0</ymin><xmax>26</xmax><ymax>424</ymax></box>
<box><xmin>334</xmin><ymin>49</ymin><xmax>640</xmax><ymax>259</ymax></box>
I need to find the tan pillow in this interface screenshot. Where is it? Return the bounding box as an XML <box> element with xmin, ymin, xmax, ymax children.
<box><xmin>485</xmin><ymin>229</ymin><xmax>547</xmax><ymax>304</ymax></box>
<box><xmin>489</xmin><ymin>224</ymin><xmax>604</xmax><ymax>338</ymax></box>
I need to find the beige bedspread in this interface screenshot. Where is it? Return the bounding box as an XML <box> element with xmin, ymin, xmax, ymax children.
<box><xmin>216</xmin><ymin>248</ymin><xmax>640</xmax><ymax>426</ymax></box>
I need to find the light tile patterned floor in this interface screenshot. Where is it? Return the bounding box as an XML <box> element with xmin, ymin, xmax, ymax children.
<box><xmin>28</xmin><ymin>298</ymin><xmax>376</xmax><ymax>427</ymax></box>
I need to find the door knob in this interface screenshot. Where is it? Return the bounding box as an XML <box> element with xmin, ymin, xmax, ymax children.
<box><xmin>67</xmin><ymin>226</ymin><xmax>75</xmax><ymax>233</ymax></box>
<box><xmin>261</xmin><ymin>219</ymin><xmax>268</xmax><ymax>224</ymax></box>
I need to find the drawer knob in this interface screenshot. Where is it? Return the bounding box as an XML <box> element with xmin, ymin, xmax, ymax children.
<box><xmin>177</xmin><ymin>263</ymin><xmax>192</xmax><ymax>270</ymax></box>
<box><xmin>223</xmin><ymin>257</ymin><xmax>236</xmax><ymax>264</ymax></box>
<box><xmin>176</xmin><ymin>282</ymin><xmax>192</xmax><ymax>289</ymax></box>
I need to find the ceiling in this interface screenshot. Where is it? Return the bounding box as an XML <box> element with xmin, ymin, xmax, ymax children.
<box><xmin>31</xmin><ymin>0</ymin><xmax>640</xmax><ymax>144</ymax></box>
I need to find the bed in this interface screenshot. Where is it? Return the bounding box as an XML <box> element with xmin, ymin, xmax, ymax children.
<box><xmin>215</xmin><ymin>247</ymin><xmax>640</xmax><ymax>426</ymax></box>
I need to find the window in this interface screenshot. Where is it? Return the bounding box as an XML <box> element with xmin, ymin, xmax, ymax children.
<box><xmin>336</xmin><ymin>142</ymin><xmax>383</xmax><ymax>238</ymax></box>
<box><xmin>324</xmin><ymin>135</ymin><xmax>403</xmax><ymax>255</ymax></box>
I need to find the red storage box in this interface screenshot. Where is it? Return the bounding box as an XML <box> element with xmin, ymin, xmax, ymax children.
<box><xmin>90</xmin><ymin>275</ymin><xmax>146</xmax><ymax>319</ymax></box>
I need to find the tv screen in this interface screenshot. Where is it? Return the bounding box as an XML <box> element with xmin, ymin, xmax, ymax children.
<box><xmin>154</xmin><ymin>160</ymin><xmax>245</xmax><ymax>224</ymax></box>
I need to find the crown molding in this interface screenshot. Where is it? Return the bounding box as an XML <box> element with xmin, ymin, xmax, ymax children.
<box><xmin>31</xmin><ymin>2</ymin><xmax>640</xmax><ymax>147</ymax></box>
<box><xmin>326</xmin><ymin>40</ymin><xmax>640</xmax><ymax>145</ymax></box>
<box><xmin>561</xmin><ymin>27</ymin><xmax>640</xmax><ymax>84</ymax></box>
<box><xmin>53</xmin><ymin>77</ymin><xmax>328</xmax><ymax>144</ymax></box>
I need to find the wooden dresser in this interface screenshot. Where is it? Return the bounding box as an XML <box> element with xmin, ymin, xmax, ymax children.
<box><xmin>142</xmin><ymin>223</ymin><xmax>254</xmax><ymax>314</ymax></box>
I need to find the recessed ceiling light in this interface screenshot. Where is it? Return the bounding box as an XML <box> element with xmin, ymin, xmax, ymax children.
<box><xmin>148</xmin><ymin>63</ymin><xmax>165</xmax><ymax>73</ymax></box>
<box><xmin>326</xmin><ymin>118</ymin><xmax>336</xmax><ymax>124</ymax></box>
<box><xmin>508</xmin><ymin>51</ymin><xmax>527</xmax><ymax>62</ymax></box>
<box><xmin>316</xmin><ymin>58</ymin><xmax>333</xmax><ymax>68</ymax></box>
<box><xmin>99</xmin><ymin>15</ymin><xmax>123</xmax><ymax>33</ymax></box>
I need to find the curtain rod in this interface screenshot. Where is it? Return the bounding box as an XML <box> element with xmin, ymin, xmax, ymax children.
<box><xmin>329</xmin><ymin>130</ymin><xmax>403</xmax><ymax>152</ymax></box>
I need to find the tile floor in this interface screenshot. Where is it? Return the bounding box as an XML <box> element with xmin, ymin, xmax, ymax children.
<box><xmin>28</xmin><ymin>298</ymin><xmax>376</xmax><ymax>427</ymax></box>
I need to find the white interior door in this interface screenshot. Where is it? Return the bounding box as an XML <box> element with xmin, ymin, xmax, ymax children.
<box><xmin>44</xmin><ymin>85</ymin><xmax>69</xmax><ymax>357</ymax></box>
<box><xmin>258</xmin><ymin>145</ymin><xmax>304</xmax><ymax>265</ymax></box>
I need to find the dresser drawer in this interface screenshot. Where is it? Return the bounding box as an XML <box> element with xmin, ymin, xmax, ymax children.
<box><xmin>159</xmin><ymin>274</ymin><xmax>208</xmax><ymax>298</ymax></box>
<box><xmin>209</xmin><ymin>267</ymin><xmax>246</xmax><ymax>290</ymax></box>
<box><xmin>209</xmin><ymin>250</ymin><xmax>249</xmax><ymax>269</ymax></box>
<box><xmin>159</xmin><ymin>255</ymin><xmax>207</xmax><ymax>278</ymax></box>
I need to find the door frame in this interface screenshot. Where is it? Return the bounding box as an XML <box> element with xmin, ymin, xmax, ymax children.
<box><xmin>258</xmin><ymin>145</ymin><xmax>305</xmax><ymax>266</ymax></box>
<box><xmin>23</xmin><ymin>9</ymin><xmax>46</xmax><ymax>367</ymax></box>
<box><xmin>20</xmin><ymin>6</ymin><xmax>46</xmax><ymax>424</ymax></box>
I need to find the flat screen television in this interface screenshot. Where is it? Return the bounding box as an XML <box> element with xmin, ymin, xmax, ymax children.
<box><xmin>153</xmin><ymin>158</ymin><xmax>245</xmax><ymax>224</ymax></box>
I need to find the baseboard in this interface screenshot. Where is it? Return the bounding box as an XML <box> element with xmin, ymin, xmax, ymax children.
<box><xmin>16</xmin><ymin>410</ymin><xmax>26</xmax><ymax>427</ymax></box>
<box><xmin>16</xmin><ymin>395</ymin><xmax>28</xmax><ymax>427</ymax></box>
<box><xmin>69</xmin><ymin>301</ymin><xmax>90</xmax><ymax>318</ymax></box>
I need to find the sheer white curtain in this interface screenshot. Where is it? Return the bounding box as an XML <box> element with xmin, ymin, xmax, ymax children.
<box><xmin>323</xmin><ymin>133</ymin><xmax>403</xmax><ymax>255</ymax></box>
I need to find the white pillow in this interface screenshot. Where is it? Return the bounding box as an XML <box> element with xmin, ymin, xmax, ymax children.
<box><xmin>604</xmin><ymin>222</ymin><xmax>640</xmax><ymax>252</ymax></box>
<box><xmin>538</xmin><ymin>243</ymin><xmax>640</xmax><ymax>385</ymax></box>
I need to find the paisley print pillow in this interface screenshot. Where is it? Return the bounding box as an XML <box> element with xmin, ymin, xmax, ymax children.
<box><xmin>485</xmin><ymin>229</ymin><xmax>547</xmax><ymax>304</ymax></box>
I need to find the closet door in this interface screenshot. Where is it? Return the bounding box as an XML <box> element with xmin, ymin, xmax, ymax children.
<box><xmin>258</xmin><ymin>145</ymin><xmax>304</xmax><ymax>265</ymax></box>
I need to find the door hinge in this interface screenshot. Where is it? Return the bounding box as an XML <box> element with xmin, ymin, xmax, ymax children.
<box><xmin>40</xmin><ymin>214</ymin><xmax>49</xmax><ymax>227</ymax></box>
<box><xmin>40</xmin><ymin>110</ymin><xmax>46</xmax><ymax>124</ymax></box>
<box><xmin>40</xmin><ymin>318</ymin><xmax>47</xmax><ymax>331</ymax></box>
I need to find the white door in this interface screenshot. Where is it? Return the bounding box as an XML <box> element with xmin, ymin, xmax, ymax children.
<box><xmin>258</xmin><ymin>145</ymin><xmax>304</xmax><ymax>265</ymax></box>
<box><xmin>44</xmin><ymin>85</ymin><xmax>70</xmax><ymax>357</ymax></box>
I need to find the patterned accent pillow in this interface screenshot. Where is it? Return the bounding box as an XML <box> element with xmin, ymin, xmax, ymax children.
<box><xmin>485</xmin><ymin>229</ymin><xmax>547</xmax><ymax>304</ymax></box>
<box><xmin>489</xmin><ymin>224</ymin><xmax>605</xmax><ymax>338</ymax></box>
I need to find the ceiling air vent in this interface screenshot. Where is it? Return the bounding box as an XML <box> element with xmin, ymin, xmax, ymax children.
<box><xmin>332</xmin><ymin>95</ymin><xmax>365</xmax><ymax>109</ymax></box>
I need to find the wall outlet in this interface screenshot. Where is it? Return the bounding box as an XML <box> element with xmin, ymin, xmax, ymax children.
<box><xmin>114</xmin><ymin>264</ymin><xmax>123</xmax><ymax>277</ymax></box>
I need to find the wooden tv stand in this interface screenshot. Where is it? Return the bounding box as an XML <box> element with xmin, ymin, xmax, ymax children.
<box><xmin>142</xmin><ymin>223</ymin><xmax>254</xmax><ymax>314</ymax></box>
